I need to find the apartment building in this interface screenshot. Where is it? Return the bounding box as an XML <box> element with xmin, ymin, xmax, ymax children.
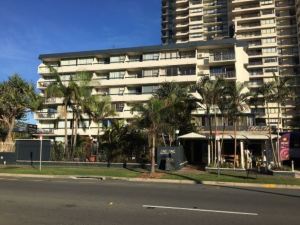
<box><xmin>36</xmin><ymin>39</ymin><xmax>248</xmax><ymax>141</ymax></box>
<box><xmin>162</xmin><ymin>0</ymin><xmax>231</xmax><ymax>44</ymax></box>
<box><xmin>162</xmin><ymin>0</ymin><xmax>300</xmax><ymax>130</ymax></box>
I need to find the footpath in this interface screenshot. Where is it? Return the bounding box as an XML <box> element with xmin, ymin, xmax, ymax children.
<box><xmin>1</xmin><ymin>172</ymin><xmax>300</xmax><ymax>190</ymax></box>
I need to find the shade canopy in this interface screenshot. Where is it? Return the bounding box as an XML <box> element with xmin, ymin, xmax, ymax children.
<box><xmin>178</xmin><ymin>132</ymin><xmax>207</xmax><ymax>139</ymax></box>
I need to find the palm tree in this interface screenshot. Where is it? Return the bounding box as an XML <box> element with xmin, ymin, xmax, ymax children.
<box><xmin>271</xmin><ymin>75</ymin><xmax>294</xmax><ymax>165</ymax></box>
<box><xmin>192</xmin><ymin>77</ymin><xmax>226</xmax><ymax>166</ymax></box>
<box><xmin>154</xmin><ymin>82</ymin><xmax>196</xmax><ymax>146</ymax></box>
<box><xmin>82</xmin><ymin>95</ymin><xmax>115</xmax><ymax>159</ymax></box>
<box><xmin>257</xmin><ymin>83</ymin><xmax>278</xmax><ymax>166</ymax></box>
<box><xmin>133</xmin><ymin>97</ymin><xmax>165</xmax><ymax>174</ymax></box>
<box><xmin>45</xmin><ymin>69</ymin><xmax>91</xmax><ymax>159</ymax></box>
<box><xmin>226</xmin><ymin>81</ymin><xmax>250</xmax><ymax>169</ymax></box>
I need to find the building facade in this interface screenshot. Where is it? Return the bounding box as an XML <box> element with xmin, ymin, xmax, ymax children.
<box><xmin>162</xmin><ymin>0</ymin><xmax>300</xmax><ymax>130</ymax></box>
<box><xmin>162</xmin><ymin>0</ymin><xmax>231</xmax><ymax>44</ymax></box>
<box><xmin>37</xmin><ymin>40</ymin><xmax>249</xmax><ymax>141</ymax></box>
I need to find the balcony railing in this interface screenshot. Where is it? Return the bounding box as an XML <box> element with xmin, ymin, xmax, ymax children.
<box><xmin>36</xmin><ymin>112</ymin><xmax>57</xmax><ymax>119</ymax></box>
<box><xmin>38</xmin><ymin>129</ymin><xmax>54</xmax><ymax>134</ymax></box>
<box><xmin>197</xmin><ymin>126</ymin><xmax>269</xmax><ymax>132</ymax></box>
<box><xmin>211</xmin><ymin>71</ymin><xmax>236</xmax><ymax>78</ymax></box>
<box><xmin>210</xmin><ymin>53</ymin><xmax>235</xmax><ymax>62</ymax></box>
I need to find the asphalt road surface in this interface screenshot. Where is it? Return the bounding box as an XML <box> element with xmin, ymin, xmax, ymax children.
<box><xmin>0</xmin><ymin>177</ymin><xmax>300</xmax><ymax>225</ymax></box>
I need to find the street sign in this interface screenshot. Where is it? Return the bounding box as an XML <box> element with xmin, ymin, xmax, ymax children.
<box><xmin>27</xmin><ymin>124</ymin><xmax>38</xmax><ymax>134</ymax></box>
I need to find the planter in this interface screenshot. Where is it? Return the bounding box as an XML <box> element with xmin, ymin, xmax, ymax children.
<box><xmin>270</xmin><ymin>170</ymin><xmax>295</xmax><ymax>178</ymax></box>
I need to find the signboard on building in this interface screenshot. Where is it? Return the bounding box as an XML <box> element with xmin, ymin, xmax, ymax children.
<box><xmin>280</xmin><ymin>133</ymin><xmax>290</xmax><ymax>161</ymax></box>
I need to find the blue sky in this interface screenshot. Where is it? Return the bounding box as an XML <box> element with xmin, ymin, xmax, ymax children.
<box><xmin>0</xmin><ymin>0</ymin><xmax>161</xmax><ymax>123</ymax></box>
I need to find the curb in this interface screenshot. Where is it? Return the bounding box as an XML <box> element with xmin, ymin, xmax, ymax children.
<box><xmin>201</xmin><ymin>181</ymin><xmax>300</xmax><ymax>190</ymax></box>
<box><xmin>1</xmin><ymin>173</ymin><xmax>300</xmax><ymax>190</ymax></box>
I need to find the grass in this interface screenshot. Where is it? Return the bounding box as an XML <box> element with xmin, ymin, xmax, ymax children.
<box><xmin>162</xmin><ymin>171</ymin><xmax>300</xmax><ymax>186</ymax></box>
<box><xmin>1</xmin><ymin>166</ymin><xmax>300</xmax><ymax>186</ymax></box>
<box><xmin>0</xmin><ymin>166</ymin><xmax>142</xmax><ymax>178</ymax></box>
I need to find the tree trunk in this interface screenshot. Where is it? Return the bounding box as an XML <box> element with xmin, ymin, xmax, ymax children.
<box><xmin>233</xmin><ymin>120</ymin><xmax>237</xmax><ymax>170</ymax></box>
<box><xmin>64</xmin><ymin>103</ymin><xmax>68</xmax><ymax>159</ymax></box>
<box><xmin>4</xmin><ymin>117</ymin><xmax>15</xmax><ymax>144</ymax></box>
<box><xmin>150</xmin><ymin>134</ymin><xmax>156</xmax><ymax>175</ymax></box>
<box><xmin>266</xmin><ymin>101</ymin><xmax>277</xmax><ymax>167</ymax></box>
<box><xmin>97</xmin><ymin>122</ymin><xmax>101</xmax><ymax>161</ymax></box>
<box><xmin>73</xmin><ymin>115</ymin><xmax>79</xmax><ymax>159</ymax></box>
<box><xmin>208</xmin><ymin>110</ymin><xmax>213</xmax><ymax>166</ymax></box>
<box><xmin>277</xmin><ymin>102</ymin><xmax>281</xmax><ymax>167</ymax></box>
<box><xmin>214</xmin><ymin>107</ymin><xmax>218</xmax><ymax>166</ymax></box>
<box><xmin>70</xmin><ymin>111</ymin><xmax>75</xmax><ymax>157</ymax></box>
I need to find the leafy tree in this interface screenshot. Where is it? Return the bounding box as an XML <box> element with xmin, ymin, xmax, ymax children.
<box><xmin>0</xmin><ymin>74</ymin><xmax>41</xmax><ymax>144</ymax></box>
<box><xmin>154</xmin><ymin>82</ymin><xmax>196</xmax><ymax>146</ymax></box>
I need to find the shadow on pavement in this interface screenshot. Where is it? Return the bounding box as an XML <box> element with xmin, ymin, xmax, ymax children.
<box><xmin>221</xmin><ymin>185</ymin><xmax>300</xmax><ymax>199</ymax></box>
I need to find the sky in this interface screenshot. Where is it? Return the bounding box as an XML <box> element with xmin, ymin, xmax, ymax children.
<box><xmin>0</xmin><ymin>0</ymin><xmax>161</xmax><ymax>123</ymax></box>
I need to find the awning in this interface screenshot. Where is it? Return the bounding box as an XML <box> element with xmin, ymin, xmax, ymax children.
<box><xmin>179</xmin><ymin>132</ymin><xmax>207</xmax><ymax>139</ymax></box>
<box><xmin>216</xmin><ymin>134</ymin><xmax>279</xmax><ymax>140</ymax></box>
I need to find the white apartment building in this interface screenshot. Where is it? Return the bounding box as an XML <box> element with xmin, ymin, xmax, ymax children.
<box><xmin>36</xmin><ymin>39</ymin><xmax>249</xmax><ymax>141</ymax></box>
<box><xmin>162</xmin><ymin>0</ymin><xmax>300</xmax><ymax>129</ymax></box>
<box><xmin>162</xmin><ymin>0</ymin><xmax>231</xmax><ymax>44</ymax></box>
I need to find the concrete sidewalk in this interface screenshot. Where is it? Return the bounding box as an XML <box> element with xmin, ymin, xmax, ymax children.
<box><xmin>1</xmin><ymin>172</ymin><xmax>300</xmax><ymax>190</ymax></box>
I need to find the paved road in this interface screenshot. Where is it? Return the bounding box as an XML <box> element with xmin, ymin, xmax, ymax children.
<box><xmin>0</xmin><ymin>177</ymin><xmax>300</xmax><ymax>225</ymax></box>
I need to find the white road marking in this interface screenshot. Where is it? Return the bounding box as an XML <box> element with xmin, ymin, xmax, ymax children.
<box><xmin>142</xmin><ymin>205</ymin><xmax>258</xmax><ymax>216</ymax></box>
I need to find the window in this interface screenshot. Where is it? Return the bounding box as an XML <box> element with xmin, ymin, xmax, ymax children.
<box><xmin>261</xmin><ymin>19</ymin><xmax>275</xmax><ymax>25</ymax></box>
<box><xmin>109</xmin><ymin>87</ymin><xmax>125</xmax><ymax>95</ymax></box>
<box><xmin>261</xmin><ymin>0</ymin><xmax>273</xmax><ymax>5</ymax></box>
<box><xmin>113</xmin><ymin>103</ymin><xmax>125</xmax><ymax>112</ymax></box>
<box><xmin>262</xmin><ymin>38</ymin><xmax>276</xmax><ymax>44</ymax></box>
<box><xmin>264</xmin><ymin>57</ymin><xmax>277</xmax><ymax>63</ymax></box>
<box><xmin>142</xmin><ymin>53</ymin><xmax>159</xmax><ymax>61</ymax></box>
<box><xmin>110</xmin><ymin>56</ymin><xmax>125</xmax><ymax>63</ymax></box>
<box><xmin>264</xmin><ymin>67</ymin><xmax>278</xmax><ymax>73</ymax></box>
<box><xmin>142</xmin><ymin>86</ymin><xmax>159</xmax><ymax>94</ymax></box>
<box><xmin>128</xmin><ymin>55</ymin><xmax>142</xmax><ymax>62</ymax></box>
<box><xmin>109</xmin><ymin>71</ymin><xmax>125</xmax><ymax>79</ymax></box>
<box><xmin>262</xmin><ymin>47</ymin><xmax>277</xmax><ymax>53</ymax></box>
<box><xmin>61</xmin><ymin>59</ymin><xmax>76</xmax><ymax>66</ymax></box>
<box><xmin>77</xmin><ymin>58</ymin><xmax>94</xmax><ymax>65</ymax></box>
<box><xmin>160</xmin><ymin>51</ymin><xmax>179</xmax><ymax>59</ymax></box>
<box><xmin>143</xmin><ymin>69</ymin><xmax>159</xmax><ymax>77</ymax></box>
<box><xmin>261</xmin><ymin>9</ymin><xmax>274</xmax><ymax>15</ymax></box>
<box><xmin>261</xmin><ymin>28</ymin><xmax>275</xmax><ymax>34</ymax></box>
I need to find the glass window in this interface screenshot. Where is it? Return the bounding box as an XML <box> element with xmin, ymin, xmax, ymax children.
<box><xmin>110</xmin><ymin>56</ymin><xmax>125</xmax><ymax>63</ymax></box>
<box><xmin>142</xmin><ymin>53</ymin><xmax>159</xmax><ymax>61</ymax></box>
<box><xmin>77</xmin><ymin>58</ymin><xmax>94</xmax><ymax>65</ymax></box>
<box><xmin>61</xmin><ymin>59</ymin><xmax>77</xmax><ymax>66</ymax></box>
<box><xmin>109</xmin><ymin>71</ymin><xmax>125</xmax><ymax>79</ymax></box>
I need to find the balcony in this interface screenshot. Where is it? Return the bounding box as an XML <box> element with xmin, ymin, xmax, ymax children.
<box><xmin>35</xmin><ymin>112</ymin><xmax>58</xmax><ymax>120</ymax></box>
<box><xmin>37</xmin><ymin>129</ymin><xmax>55</xmax><ymax>135</ymax></box>
<box><xmin>37</xmin><ymin>80</ymin><xmax>55</xmax><ymax>89</ymax></box>
<box><xmin>209</xmin><ymin>53</ymin><xmax>235</xmax><ymax>63</ymax></box>
<box><xmin>210</xmin><ymin>71</ymin><xmax>236</xmax><ymax>79</ymax></box>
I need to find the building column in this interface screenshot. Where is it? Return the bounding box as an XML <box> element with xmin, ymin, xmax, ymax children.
<box><xmin>207</xmin><ymin>142</ymin><xmax>211</xmax><ymax>166</ymax></box>
<box><xmin>217</xmin><ymin>139</ymin><xmax>221</xmax><ymax>165</ymax></box>
<box><xmin>240</xmin><ymin>141</ymin><xmax>245</xmax><ymax>169</ymax></box>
